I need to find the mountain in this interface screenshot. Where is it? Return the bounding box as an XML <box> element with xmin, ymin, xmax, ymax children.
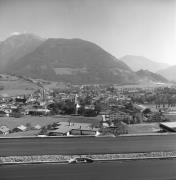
<box><xmin>120</xmin><ymin>55</ymin><xmax>169</xmax><ymax>72</ymax></box>
<box><xmin>157</xmin><ymin>66</ymin><xmax>176</xmax><ymax>81</ymax></box>
<box><xmin>5</xmin><ymin>38</ymin><xmax>138</xmax><ymax>84</ymax></box>
<box><xmin>0</xmin><ymin>33</ymin><xmax>44</xmax><ymax>71</ymax></box>
<box><xmin>136</xmin><ymin>70</ymin><xmax>168</xmax><ymax>83</ymax></box>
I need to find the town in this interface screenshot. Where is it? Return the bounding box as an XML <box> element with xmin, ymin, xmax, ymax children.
<box><xmin>0</xmin><ymin>74</ymin><xmax>176</xmax><ymax>137</ymax></box>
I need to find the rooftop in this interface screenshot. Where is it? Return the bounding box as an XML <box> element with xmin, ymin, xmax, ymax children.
<box><xmin>160</xmin><ymin>122</ymin><xmax>176</xmax><ymax>129</ymax></box>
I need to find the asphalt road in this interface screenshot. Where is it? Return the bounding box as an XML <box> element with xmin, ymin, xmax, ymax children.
<box><xmin>1</xmin><ymin>135</ymin><xmax>176</xmax><ymax>156</ymax></box>
<box><xmin>1</xmin><ymin>159</ymin><xmax>176</xmax><ymax>180</ymax></box>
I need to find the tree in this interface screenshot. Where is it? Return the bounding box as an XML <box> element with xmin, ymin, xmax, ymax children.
<box><xmin>26</xmin><ymin>123</ymin><xmax>32</xmax><ymax>130</ymax></box>
<box><xmin>61</xmin><ymin>100</ymin><xmax>75</xmax><ymax>114</ymax></box>
<box><xmin>39</xmin><ymin>126</ymin><xmax>47</xmax><ymax>135</ymax></box>
<box><xmin>94</xmin><ymin>101</ymin><xmax>101</xmax><ymax>114</ymax></box>
<box><xmin>143</xmin><ymin>108</ymin><xmax>151</xmax><ymax>115</ymax></box>
<box><xmin>83</xmin><ymin>109</ymin><xmax>98</xmax><ymax>117</ymax></box>
<box><xmin>47</xmin><ymin>103</ymin><xmax>62</xmax><ymax>115</ymax></box>
<box><xmin>47</xmin><ymin>124</ymin><xmax>52</xmax><ymax>130</ymax></box>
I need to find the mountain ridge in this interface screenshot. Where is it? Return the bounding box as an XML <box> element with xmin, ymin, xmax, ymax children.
<box><xmin>5</xmin><ymin>38</ymin><xmax>138</xmax><ymax>84</ymax></box>
<box><xmin>0</xmin><ymin>34</ymin><xmax>170</xmax><ymax>84</ymax></box>
<box><xmin>0</xmin><ymin>33</ymin><xmax>44</xmax><ymax>71</ymax></box>
<box><xmin>136</xmin><ymin>69</ymin><xmax>168</xmax><ymax>83</ymax></box>
<box><xmin>120</xmin><ymin>55</ymin><xmax>169</xmax><ymax>72</ymax></box>
<box><xmin>157</xmin><ymin>65</ymin><xmax>176</xmax><ymax>81</ymax></box>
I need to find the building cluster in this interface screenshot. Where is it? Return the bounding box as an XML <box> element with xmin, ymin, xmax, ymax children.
<box><xmin>46</xmin><ymin>121</ymin><xmax>99</xmax><ymax>136</ymax></box>
<box><xmin>1</xmin><ymin>83</ymin><xmax>176</xmax><ymax>136</ymax></box>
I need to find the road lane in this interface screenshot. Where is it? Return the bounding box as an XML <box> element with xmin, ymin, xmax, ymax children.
<box><xmin>1</xmin><ymin>159</ymin><xmax>176</xmax><ymax>180</ymax></box>
<box><xmin>1</xmin><ymin>135</ymin><xmax>176</xmax><ymax>156</ymax></box>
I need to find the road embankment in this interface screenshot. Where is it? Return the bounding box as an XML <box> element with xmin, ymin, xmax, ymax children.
<box><xmin>1</xmin><ymin>151</ymin><xmax>176</xmax><ymax>165</ymax></box>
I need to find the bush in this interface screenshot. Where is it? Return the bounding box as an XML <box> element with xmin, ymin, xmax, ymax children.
<box><xmin>39</xmin><ymin>126</ymin><xmax>47</xmax><ymax>135</ymax></box>
<box><xmin>26</xmin><ymin>123</ymin><xmax>32</xmax><ymax>130</ymax></box>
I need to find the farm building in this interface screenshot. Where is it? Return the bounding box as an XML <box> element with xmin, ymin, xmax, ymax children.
<box><xmin>11</xmin><ymin>125</ymin><xmax>27</xmax><ymax>133</ymax></box>
<box><xmin>160</xmin><ymin>122</ymin><xmax>176</xmax><ymax>132</ymax></box>
<box><xmin>47</xmin><ymin>122</ymin><xmax>99</xmax><ymax>136</ymax></box>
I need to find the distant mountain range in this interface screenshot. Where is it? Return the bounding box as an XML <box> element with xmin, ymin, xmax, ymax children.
<box><xmin>120</xmin><ymin>55</ymin><xmax>169</xmax><ymax>73</ymax></box>
<box><xmin>0</xmin><ymin>33</ymin><xmax>169</xmax><ymax>84</ymax></box>
<box><xmin>157</xmin><ymin>66</ymin><xmax>176</xmax><ymax>81</ymax></box>
<box><xmin>136</xmin><ymin>70</ymin><xmax>168</xmax><ymax>83</ymax></box>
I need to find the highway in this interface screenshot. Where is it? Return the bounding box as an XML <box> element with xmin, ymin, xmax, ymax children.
<box><xmin>1</xmin><ymin>159</ymin><xmax>176</xmax><ymax>180</ymax></box>
<box><xmin>1</xmin><ymin>135</ymin><xmax>176</xmax><ymax>156</ymax></box>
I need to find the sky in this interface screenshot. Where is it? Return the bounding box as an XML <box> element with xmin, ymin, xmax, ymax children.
<box><xmin>0</xmin><ymin>0</ymin><xmax>176</xmax><ymax>65</ymax></box>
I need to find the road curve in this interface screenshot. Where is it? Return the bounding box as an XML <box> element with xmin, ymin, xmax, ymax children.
<box><xmin>1</xmin><ymin>159</ymin><xmax>176</xmax><ymax>180</ymax></box>
<box><xmin>1</xmin><ymin>135</ymin><xmax>176</xmax><ymax>156</ymax></box>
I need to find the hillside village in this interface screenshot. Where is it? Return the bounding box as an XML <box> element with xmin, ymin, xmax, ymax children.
<box><xmin>0</xmin><ymin>74</ymin><xmax>176</xmax><ymax>137</ymax></box>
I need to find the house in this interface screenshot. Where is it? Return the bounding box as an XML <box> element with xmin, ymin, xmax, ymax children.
<box><xmin>84</xmin><ymin>105</ymin><xmax>95</xmax><ymax>110</ymax></box>
<box><xmin>0</xmin><ymin>126</ymin><xmax>10</xmax><ymax>135</ymax></box>
<box><xmin>27</xmin><ymin>108</ymin><xmax>50</xmax><ymax>116</ymax></box>
<box><xmin>48</xmin><ymin>126</ymin><xmax>70</xmax><ymax>136</ymax></box>
<box><xmin>34</xmin><ymin>124</ymin><xmax>41</xmax><ymax>130</ymax></box>
<box><xmin>15</xmin><ymin>96</ymin><xmax>26</xmax><ymax>103</ymax></box>
<box><xmin>68</xmin><ymin>122</ymin><xmax>99</xmax><ymax>136</ymax></box>
<box><xmin>0</xmin><ymin>110</ymin><xmax>9</xmax><ymax>117</ymax></box>
<box><xmin>69</xmin><ymin>129</ymin><xmax>98</xmax><ymax>136</ymax></box>
<box><xmin>48</xmin><ymin>122</ymin><xmax>99</xmax><ymax>136</ymax></box>
<box><xmin>160</xmin><ymin>122</ymin><xmax>176</xmax><ymax>132</ymax></box>
<box><xmin>12</xmin><ymin>125</ymin><xmax>27</xmax><ymax>133</ymax></box>
<box><xmin>101</xmin><ymin>111</ymin><xmax>131</xmax><ymax>124</ymax></box>
<box><xmin>133</xmin><ymin>104</ymin><xmax>149</xmax><ymax>113</ymax></box>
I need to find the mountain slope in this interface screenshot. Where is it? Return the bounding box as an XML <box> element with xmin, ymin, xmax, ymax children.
<box><xmin>120</xmin><ymin>55</ymin><xmax>169</xmax><ymax>72</ymax></box>
<box><xmin>0</xmin><ymin>33</ymin><xmax>44</xmax><ymax>71</ymax></box>
<box><xmin>157</xmin><ymin>66</ymin><xmax>176</xmax><ymax>81</ymax></box>
<box><xmin>136</xmin><ymin>70</ymin><xmax>168</xmax><ymax>83</ymax></box>
<box><xmin>5</xmin><ymin>38</ymin><xmax>138</xmax><ymax>84</ymax></box>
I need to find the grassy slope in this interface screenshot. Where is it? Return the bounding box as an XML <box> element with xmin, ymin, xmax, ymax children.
<box><xmin>0</xmin><ymin>75</ymin><xmax>39</xmax><ymax>96</ymax></box>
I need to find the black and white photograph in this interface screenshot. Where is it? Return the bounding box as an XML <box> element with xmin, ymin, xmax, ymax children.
<box><xmin>0</xmin><ymin>0</ymin><xmax>176</xmax><ymax>179</ymax></box>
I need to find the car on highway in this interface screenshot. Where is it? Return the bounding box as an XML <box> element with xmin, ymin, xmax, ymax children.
<box><xmin>68</xmin><ymin>157</ymin><xmax>94</xmax><ymax>164</ymax></box>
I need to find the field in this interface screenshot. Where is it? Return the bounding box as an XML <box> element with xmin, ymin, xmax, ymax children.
<box><xmin>127</xmin><ymin>123</ymin><xmax>160</xmax><ymax>134</ymax></box>
<box><xmin>0</xmin><ymin>115</ymin><xmax>101</xmax><ymax>130</ymax></box>
<box><xmin>115</xmin><ymin>83</ymin><xmax>173</xmax><ymax>89</ymax></box>
<box><xmin>0</xmin><ymin>75</ymin><xmax>39</xmax><ymax>96</ymax></box>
